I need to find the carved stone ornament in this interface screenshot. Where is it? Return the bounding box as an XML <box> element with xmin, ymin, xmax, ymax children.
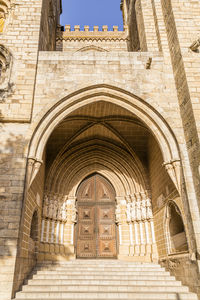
<box><xmin>190</xmin><ymin>38</ymin><xmax>200</xmax><ymax>52</ymax></box>
<box><xmin>115</xmin><ymin>204</ymin><xmax>121</xmax><ymax>224</ymax></box>
<box><xmin>163</xmin><ymin>159</ymin><xmax>181</xmax><ymax>193</ymax></box>
<box><xmin>71</xmin><ymin>205</ymin><xmax>77</xmax><ymax>224</ymax></box>
<box><xmin>126</xmin><ymin>196</ymin><xmax>153</xmax><ymax>223</ymax></box>
<box><xmin>27</xmin><ymin>157</ymin><xmax>43</xmax><ymax>188</ymax></box>
<box><xmin>126</xmin><ymin>203</ymin><xmax>131</xmax><ymax>223</ymax></box>
<box><xmin>42</xmin><ymin>193</ymin><xmax>68</xmax><ymax>223</ymax></box>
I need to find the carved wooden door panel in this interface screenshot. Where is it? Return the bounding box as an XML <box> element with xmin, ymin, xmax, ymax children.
<box><xmin>76</xmin><ymin>176</ymin><xmax>96</xmax><ymax>258</ymax></box>
<box><xmin>76</xmin><ymin>174</ymin><xmax>117</xmax><ymax>258</ymax></box>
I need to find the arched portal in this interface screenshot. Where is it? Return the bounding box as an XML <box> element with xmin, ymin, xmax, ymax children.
<box><xmin>22</xmin><ymin>84</ymin><xmax>193</xmax><ymax>264</ymax></box>
<box><xmin>76</xmin><ymin>173</ymin><xmax>117</xmax><ymax>258</ymax></box>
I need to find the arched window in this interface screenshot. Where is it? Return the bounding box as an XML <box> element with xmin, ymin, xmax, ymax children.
<box><xmin>30</xmin><ymin>211</ymin><xmax>38</xmax><ymax>241</ymax></box>
<box><xmin>166</xmin><ymin>201</ymin><xmax>188</xmax><ymax>254</ymax></box>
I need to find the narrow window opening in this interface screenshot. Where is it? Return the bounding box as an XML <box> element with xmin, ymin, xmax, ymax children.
<box><xmin>29</xmin><ymin>210</ymin><xmax>39</xmax><ymax>257</ymax></box>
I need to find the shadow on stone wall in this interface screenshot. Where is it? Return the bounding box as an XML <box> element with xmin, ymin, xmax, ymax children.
<box><xmin>0</xmin><ymin>125</ymin><xmax>28</xmax><ymax>300</ymax></box>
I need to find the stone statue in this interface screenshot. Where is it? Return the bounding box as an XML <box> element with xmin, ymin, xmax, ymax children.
<box><xmin>146</xmin><ymin>198</ymin><xmax>153</xmax><ymax>219</ymax></box>
<box><xmin>71</xmin><ymin>205</ymin><xmax>77</xmax><ymax>223</ymax></box>
<box><xmin>131</xmin><ymin>201</ymin><xmax>136</xmax><ymax>222</ymax></box>
<box><xmin>115</xmin><ymin>204</ymin><xmax>121</xmax><ymax>224</ymax></box>
<box><xmin>126</xmin><ymin>203</ymin><xmax>131</xmax><ymax>223</ymax></box>
<box><xmin>48</xmin><ymin>199</ymin><xmax>54</xmax><ymax>219</ymax></box>
<box><xmin>141</xmin><ymin>199</ymin><xmax>147</xmax><ymax>220</ymax></box>
<box><xmin>53</xmin><ymin>197</ymin><xmax>58</xmax><ymax>220</ymax></box>
<box><xmin>43</xmin><ymin>195</ymin><xmax>49</xmax><ymax>218</ymax></box>
<box><xmin>136</xmin><ymin>201</ymin><xmax>141</xmax><ymax>221</ymax></box>
<box><xmin>61</xmin><ymin>201</ymin><xmax>67</xmax><ymax>222</ymax></box>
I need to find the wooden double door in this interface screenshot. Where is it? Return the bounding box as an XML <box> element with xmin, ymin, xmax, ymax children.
<box><xmin>76</xmin><ymin>174</ymin><xmax>117</xmax><ymax>258</ymax></box>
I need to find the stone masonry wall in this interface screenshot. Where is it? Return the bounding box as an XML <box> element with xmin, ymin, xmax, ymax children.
<box><xmin>0</xmin><ymin>1</ymin><xmax>44</xmax><ymax>299</ymax></box>
<box><xmin>12</xmin><ymin>156</ymin><xmax>45</xmax><ymax>298</ymax></box>
<box><xmin>1</xmin><ymin>0</ymin><xmax>200</xmax><ymax>298</ymax></box>
<box><xmin>0</xmin><ymin>0</ymin><xmax>43</xmax><ymax>121</ymax></box>
<box><xmin>0</xmin><ymin>123</ymin><xmax>29</xmax><ymax>300</ymax></box>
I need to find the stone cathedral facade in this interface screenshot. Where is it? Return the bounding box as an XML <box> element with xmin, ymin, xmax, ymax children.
<box><xmin>0</xmin><ymin>0</ymin><xmax>200</xmax><ymax>299</ymax></box>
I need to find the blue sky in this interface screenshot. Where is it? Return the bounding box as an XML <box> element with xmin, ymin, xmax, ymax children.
<box><xmin>60</xmin><ymin>0</ymin><xmax>123</xmax><ymax>31</ymax></box>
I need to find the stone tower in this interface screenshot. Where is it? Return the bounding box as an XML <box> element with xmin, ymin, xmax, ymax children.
<box><xmin>0</xmin><ymin>0</ymin><xmax>200</xmax><ymax>299</ymax></box>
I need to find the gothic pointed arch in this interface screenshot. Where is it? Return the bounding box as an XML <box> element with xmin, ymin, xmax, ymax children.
<box><xmin>27</xmin><ymin>84</ymin><xmax>180</xmax><ymax>193</ymax></box>
<box><xmin>165</xmin><ymin>200</ymin><xmax>188</xmax><ymax>254</ymax></box>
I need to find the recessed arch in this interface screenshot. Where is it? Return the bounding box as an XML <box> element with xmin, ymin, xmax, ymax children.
<box><xmin>28</xmin><ymin>84</ymin><xmax>179</xmax><ymax>162</ymax></box>
<box><xmin>75</xmin><ymin>45</ymin><xmax>109</xmax><ymax>53</ymax></box>
<box><xmin>46</xmin><ymin>136</ymin><xmax>149</xmax><ymax>196</ymax></box>
<box><xmin>165</xmin><ymin>200</ymin><xmax>189</xmax><ymax>254</ymax></box>
<box><xmin>27</xmin><ymin>84</ymin><xmax>181</xmax><ymax>195</ymax></box>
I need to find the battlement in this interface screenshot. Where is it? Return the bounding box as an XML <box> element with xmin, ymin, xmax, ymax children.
<box><xmin>57</xmin><ymin>25</ymin><xmax>129</xmax><ymax>41</ymax></box>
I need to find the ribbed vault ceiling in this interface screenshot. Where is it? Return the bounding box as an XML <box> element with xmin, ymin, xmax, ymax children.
<box><xmin>46</xmin><ymin>101</ymin><xmax>150</xmax><ymax>172</ymax></box>
<box><xmin>44</xmin><ymin>101</ymin><xmax>154</xmax><ymax>196</ymax></box>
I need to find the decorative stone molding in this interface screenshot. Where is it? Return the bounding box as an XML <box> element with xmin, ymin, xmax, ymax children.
<box><xmin>189</xmin><ymin>38</ymin><xmax>200</xmax><ymax>52</ymax></box>
<box><xmin>125</xmin><ymin>195</ymin><xmax>153</xmax><ymax>223</ymax></box>
<box><xmin>163</xmin><ymin>159</ymin><xmax>181</xmax><ymax>193</ymax></box>
<box><xmin>27</xmin><ymin>157</ymin><xmax>43</xmax><ymax>188</ymax></box>
<box><xmin>57</xmin><ymin>25</ymin><xmax>129</xmax><ymax>42</ymax></box>
<box><xmin>42</xmin><ymin>193</ymin><xmax>68</xmax><ymax>223</ymax></box>
<box><xmin>75</xmin><ymin>45</ymin><xmax>109</xmax><ymax>53</ymax></box>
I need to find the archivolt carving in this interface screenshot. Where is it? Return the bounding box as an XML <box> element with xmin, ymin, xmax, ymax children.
<box><xmin>45</xmin><ymin>140</ymin><xmax>149</xmax><ymax>197</ymax></box>
<box><xmin>28</xmin><ymin>84</ymin><xmax>180</xmax><ymax>163</ymax></box>
<box><xmin>28</xmin><ymin>84</ymin><xmax>181</xmax><ymax>193</ymax></box>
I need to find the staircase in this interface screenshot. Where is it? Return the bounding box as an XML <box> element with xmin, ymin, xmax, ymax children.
<box><xmin>14</xmin><ymin>260</ymin><xmax>198</xmax><ymax>300</ymax></box>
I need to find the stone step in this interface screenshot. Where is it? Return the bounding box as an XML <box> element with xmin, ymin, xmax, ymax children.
<box><xmin>35</xmin><ymin>269</ymin><xmax>165</xmax><ymax>274</ymax></box>
<box><xmin>27</xmin><ymin>279</ymin><xmax>180</xmax><ymax>286</ymax></box>
<box><xmin>15</xmin><ymin>291</ymin><xmax>198</xmax><ymax>300</ymax></box>
<box><xmin>36</xmin><ymin>265</ymin><xmax>162</xmax><ymax>271</ymax></box>
<box><xmin>20</xmin><ymin>284</ymin><xmax>189</xmax><ymax>292</ymax></box>
<box><xmin>37</xmin><ymin>260</ymin><xmax>157</xmax><ymax>265</ymax></box>
<box><xmin>31</xmin><ymin>274</ymin><xmax>176</xmax><ymax>280</ymax></box>
<box><xmin>36</xmin><ymin>263</ymin><xmax>162</xmax><ymax>268</ymax></box>
<box><xmin>14</xmin><ymin>261</ymin><xmax>198</xmax><ymax>300</ymax></box>
<box><xmin>34</xmin><ymin>270</ymin><xmax>171</xmax><ymax>276</ymax></box>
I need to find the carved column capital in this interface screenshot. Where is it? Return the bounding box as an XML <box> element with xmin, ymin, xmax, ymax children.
<box><xmin>163</xmin><ymin>159</ymin><xmax>181</xmax><ymax>194</ymax></box>
<box><xmin>27</xmin><ymin>157</ymin><xmax>43</xmax><ymax>189</ymax></box>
